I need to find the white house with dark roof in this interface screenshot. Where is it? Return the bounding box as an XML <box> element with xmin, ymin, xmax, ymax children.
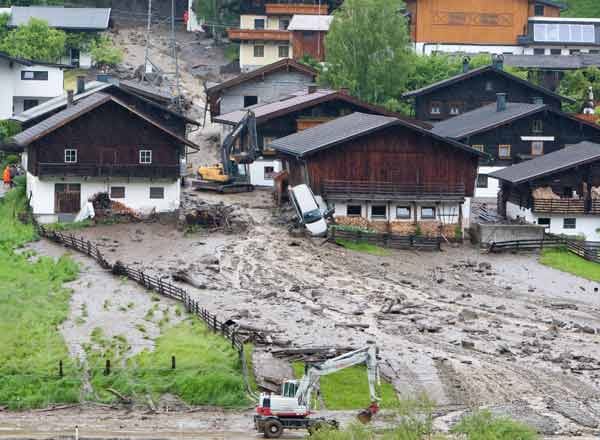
<box><xmin>7</xmin><ymin>6</ymin><xmax>112</xmax><ymax>68</ymax></box>
<box><xmin>0</xmin><ymin>52</ymin><xmax>66</xmax><ymax>120</ymax></box>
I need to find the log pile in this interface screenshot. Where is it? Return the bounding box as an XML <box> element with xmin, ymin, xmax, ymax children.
<box><xmin>271</xmin><ymin>346</ymin><xmax>356</xmax><ymax>363</ymax></box>
<box><xmin>532</xmin><ymin>187</ymin><xmax>561</xmax><ymax>200</ymax></box>
<box><xmin>91</xmin><ymin>192</ymin><xmax>142</xmax><ymax>222</ymax></box>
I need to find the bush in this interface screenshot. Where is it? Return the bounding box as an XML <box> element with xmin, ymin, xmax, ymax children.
<box><xmin>451</xmin><ymin>410</ymin><xmax>538</xmax><ymax>440</ymax></box>
<box><xmin>0</xmin><ymin>120</ymin><xmax>21</xmax><ymax>142</ymax></box>
<box><xmin>90</xmin><ymin>35</ymin><xmax>123</xmax><ymax>69</ymax></box>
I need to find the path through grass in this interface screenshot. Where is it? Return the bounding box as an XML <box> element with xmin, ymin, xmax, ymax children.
<box><xmin>540</xmin><ymin>248</ymin><xmax>600</xmax><ymax>282</ymax></box>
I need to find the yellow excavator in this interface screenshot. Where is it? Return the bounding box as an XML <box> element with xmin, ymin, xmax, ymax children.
<box><xmin>194</xmin><ymin>110</ymin><xmax>259</xmax><ymax>193</ymax></box>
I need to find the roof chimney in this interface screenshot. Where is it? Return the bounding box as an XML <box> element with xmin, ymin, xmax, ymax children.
<box><xmin>492</xmin><ymin>54</ymin><xmax>504</xmax><ymax>70</ymax></box>
<box><xmin>496</xmin><ymin>93</ymin><xmax>507</xmax><ymax>112</ymax></box>
<box><xmin>462</xmin><ymin>56</ymin><xmax>470</xmax><ymax>73</ymax></box>
<box><xmin>76</xmin><ymin>75</ymin><xmax>85</xmax><ymax>94</ymax></box>
<box><xmin>308</xmin><ymin>84</ymin><xmax>318</xmax><ymax>94</ymax></box>
<box><xmin>67</xmin><ymin>90</ymin><xmax>74</xmax><ymax>107</ymax></box>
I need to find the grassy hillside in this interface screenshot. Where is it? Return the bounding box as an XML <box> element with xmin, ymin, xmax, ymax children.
<box><xmin>562</xmin><ymin>0</ymin><xmax>600</xmax><ymax>17</ymax></box>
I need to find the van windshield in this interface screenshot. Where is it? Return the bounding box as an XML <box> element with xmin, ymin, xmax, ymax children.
<box><xmin>303</xmin><ymin>208</ymin><xmax>322</xmax><ymax>224</ymax></box>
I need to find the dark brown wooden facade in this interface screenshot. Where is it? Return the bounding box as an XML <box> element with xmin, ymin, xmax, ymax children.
<box><xmin>278</xmin><ymin>124</ymin><xmax>479</xmax><ymax>197</ymax></box>
<box><xmin>291</xmin><ymin>30</ymin><xmax>327</xmax><ymax>61</ymax></box>
<box><xmin>28</xmin><ymin>101</ymin><xmax>182</xmax><ymax>180</ymax></box>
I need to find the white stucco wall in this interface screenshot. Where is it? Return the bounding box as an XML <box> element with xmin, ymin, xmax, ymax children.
<box><xmin>27</xmin><ymin>174</ymin><xmax>181</xmax><ymax>223</ymax></box>
<box><xmin>13</xmin><ymin>64</ymin><xmax>63</xmax><ymax>98</ymax></box>
<box><xmin>240</xmin><ymin>42</ymin><xmax>289</xmax><ymax>72</ymax></box>
<box><xmin>0</xmin><ymin>58</ymin><xmax>14</xmax><ymax>120</ymax></box>
<box><xmin>475</xmin><ymin>166</ymin><xmax>504</xmax><ymax>198</ymax></box>
<box><xmin>246</xmin><ymin>158</ymin><xmax>281</xmax><ymax>187</ymax></box>
<box><xmin>414</xmin><ymin>42</ymin><xmax>524</xmax><ymax>56</ymax></box>
<box><xmin>506</xmin><ymin>201</ymin><xmax>600</xmax><ymax>241</ymax></box>
<box><xmin>59</xmin><ymin>52</ymin><xmax>93</xmax><ymax>69</ymax></box>
<box><xmin>187</xmin><ymin>0</ymin><xmax>204</xmax><ymax>31</ymax></box>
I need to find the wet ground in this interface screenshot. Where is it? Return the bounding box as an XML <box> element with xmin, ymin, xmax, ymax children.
<box><xmin>6</xmin><ymin>187</ymin><xmax>600</xmax><ymax>438</ymax></box>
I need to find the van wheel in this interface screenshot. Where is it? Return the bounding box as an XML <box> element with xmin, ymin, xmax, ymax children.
<box><xmin>264</xmin><ymin>419</ymin><xmax>284</xmax><ymax>438</ymax></box>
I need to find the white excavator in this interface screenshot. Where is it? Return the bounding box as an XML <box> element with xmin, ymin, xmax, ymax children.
<box><xmin>254</xmin><ymin>346</ymin><xmax>380</xmax><ymax>438</ymax></box>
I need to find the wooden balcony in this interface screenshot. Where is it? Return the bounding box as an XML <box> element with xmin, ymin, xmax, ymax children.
<box><xmin>322</xmin><ymin>180</ymin><xmax>466</xmax><ymax>202</ymax></box>
<box><xmin>532</xmin><ymin>198</ymin><xmax>600</xmax><ymax>214</ymax></box>
<box><xmin>37</xmin><ymin>163</ymin><xmax>180</xmax><ymax>179</ymax></box>
<box><xmin>265</xmin><ymin>3</ymin><xmax>327</xmax><ymax>15</ymax></box>
<box><xmin>227</xmin><ymin>28</ymin><xmax>290</xmax><ymax>41</ymax></box>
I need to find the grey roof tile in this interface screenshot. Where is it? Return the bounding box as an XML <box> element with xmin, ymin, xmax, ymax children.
<box><xmin>490</xmin><ymin>141</ymin><xmax>600</xmax><ymax>184</ymax></box>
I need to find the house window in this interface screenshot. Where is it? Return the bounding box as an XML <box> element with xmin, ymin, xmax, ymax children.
<box><xmin>347</xmin><ymin>205</ymin><xmax>362</xmax><ymax>217</ymax></box>
<box><xmin>421</xmin><ymin>206</ymin><xmax>436</xmax><ymax>219</ymax></box>
<box><xmin>485</xmin><ymin>80</ymin><xmax>494</xmax><ymax>91</ymax></box>
<box><xmin>449</xmin><ymin>102</ymin><xmax>462</xmax><ymax>116</ymax></box>
<box><xmin>534</xmin><ymin>3</ymin><xmax>544</xmax><ymax>16</ymax></box>
<box><xmin>243</xmin><ymin>95</ymin><xmax>258</xmax><ymax>107</ymax></box>
<box><xmin>590</xmin><ymin>50</ymin><xmax>600</xmax><ymax>54</ymax></box>
<box><xmin>64</xmin><ymin>149</ymin><xmax>77</xmax><ymax>163</ymax></box>
<box><xmin>533</xmin><ymin>48</ymin><xmax>545</xmax><ymax>55</ymax></box>
<box><xmin>430</xmin><ymin>101</ymin><xmax>442</xmax><ymax>115</ymax></box>
<box><xmin>531</xmin><ymin>141</ymin><xmax>544</xmax><ymax>156</ymax></box>
<box><xmin>279</xmin><ymin>18</ymin><xmax>290</xmax><ymax>30</ymax></box>
<box><xmin>550</xmin><ymin>48</ymin><xmax>562</xmax><ymax>55</ymax></box>
<box><xmin>396</xmin><ymin>206</ymin><xmax>411</xmax><ymax>219</ymax></box>
<box><xmin>532</xmin><ymin>119</ymin><xmax>543</xmax><ymax>133</ymax></box>
<box><xmin>23</xmin><ymin>99</ymin><xmax>39</xmax><ymax>111</ymax></box>
<box><xmin>110</xmin><ymin>186</ymin><xmax>125</xmax><ymax>199</ymax></box>
<box><xmin>476</xmin><ymin>174</ymin><xmax>488</xmax><ymax>188</ymax></box>
<box><xmin>149</xmin><ymin>187</ymin><xmax>164</xmax><ymax>199</ymax></box>
<box><xmin>498</xmin><ymin>144</ymin><xmax>511</xmax><ymax>159</ymax></box>
<box><xmin>538</xmin><ymin>217</ymin><xmax>551</xmax><ymax>227</ymax></box>
<box><xmin>264</xmin><ymin>166</ymin><xmax>275</xmax><ymax>179</ymax></box>
<box><xmin>278</xmin><ymin>45</ymin><xmax>289</xmax><ymax>58</ymax></box>
<box><xmin>139</xmin><ymin>150</ymin><xmax>152</xmax><ymax>164</ymax></box>
<box><xmin>563</xmin><ymin>218</ymin><xmax>576</xmax><ymax>229</ymax></box>
<box><xmin>472</xmin><ymin>144</ymin><xmax>485</xmax><ymax>153</ymax></box>
<box><xmin>570</xmin><ymin>49</ymin><xmax>581</xmax><ymax>55</ymax></box>
<box><xmin>254</xmin><ymin>18</ymin><xmax>265</xmax><ymax>29</ymax></box>
<box><xmin>371</xmin><ymin>205</ymin><xmax>387</xmax><ymax>219</ymax></box>
<box><xmin>21</xmin><ymin>71</ymin><xmax>48</xmax><ymax>81</ymax></box>
<box><xmin>253</xmin><ymin>45</ymin><xmax>265</xmax><ymax>57</ymax></box>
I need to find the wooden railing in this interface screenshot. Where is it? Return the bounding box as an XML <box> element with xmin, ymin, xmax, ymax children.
<box><xmin>532</xmin><ymin>198</ymin><xmax>587</xmax><ymax>214</ymax></box>
<box><xmin>328</xmin><ymin>227</ymin><xmax>441</xmax><ymax>251</ymax></box>
<box><xmin>322</xmin><ymin>180</ymin><xmax>466</xmax><ymax>201</ymax></box>
<box><xmin>265</xmin><ymin>3</ymin><xmax>327</xmax><ymax>14</ymax></box>
<box><xmin>227</xmin><ymin>28</ymin><xmax>290</xmax><ymax>41</ymax></box>
<box><xmin>37</xmin><ymin>163</ymin><xmax>180</xmax><ymax>179</ymax></box>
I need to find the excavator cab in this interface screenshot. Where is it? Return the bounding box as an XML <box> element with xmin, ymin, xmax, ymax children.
<box><xmin>281</xmin><ymin>380</ymin><xmax>299</xmax><ymax>398</ymax></box>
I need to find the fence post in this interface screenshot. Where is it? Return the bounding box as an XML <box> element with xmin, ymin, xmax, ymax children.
<box><xmin>232</xmin><ymin>330</ymin><xmax>236</xmax><ymax>348</ymax></box>
<box><xmin>59</xmin><ymin>360</ymin><xmax>63</xmax><ymax>378</ymax></box>
<box><xmin>213</xmin><ymin>315</ymin><xmax>217</xmax><ymax>331</ymax></box>
<box><xmin>104</xmin><ymin>359</ymin><xmax>111</xmax><ymax>376</ymax></box>
<box><xmin>171</xmin><ymin>356</ymin><xmax>176</xmax><ymax>370</ymax></box>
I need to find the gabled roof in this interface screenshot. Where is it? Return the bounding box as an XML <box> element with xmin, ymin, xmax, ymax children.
<box><xmin>0</xmin><ymin>51</ymin><xmax>70</xmax><ymax>68</ymax></box>
<box><xmin>402</xmin><ymin>65</ymin><xmax>575</xmax><ymax>103</ymax></box>
<box><xmin>288</xmin><ymin>14</ymin><xmax>333</xmax><ymax>31</ymax></box>
<box><xmin>431</xmin><ymin>102</ymin><xmax>546</xmax><ymax>139</ymax></box>
<box><xmin>10</xmin><ymin>93</ymin><xmax>200</xmax><ymax>150</ymax></box>
<box><xmin>214</xmin><ymin>88</ymin><xmax>428</xmax><ymax>127</ymax></box>
<box><xmin>206</xmin><ymin>59</ymin><xmax>317</xmax><ymax>95</ymax></box>
<box><xmin>490</xmin><ymin>142</ymin><xmax>600</xmax><ymax>184</ymax></box>
<box><xmin>9</xmin><ymin>6</ymin><xmax>111</xmax><ymax>30</ymax></box>
<box><xmin>269</xmin><ymin>112</ymin><xmax>485</xmax><ymax>158</ymax></box>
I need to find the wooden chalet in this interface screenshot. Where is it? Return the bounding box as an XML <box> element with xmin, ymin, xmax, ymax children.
<box><xmin>10</xmin><ymin>93</ymin><xmax>200</xmax><ymax>223</ymax></box>
<box><xmin>402</xmin><ymin>58</ymin><xmax>574</xmax><ymax>122</ymax></box>
<box><xmin>269</xmin><ymin>112</ymin><xmax>484</xmax><ymax>237</ymax></box>
<box><xmin>491</xmin><ymin>141</ymin><xmax>600</xmax><ymax>241</ymax></box>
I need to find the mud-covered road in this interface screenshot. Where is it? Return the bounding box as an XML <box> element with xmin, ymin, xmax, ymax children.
<box><xmin>4</xmin><ymin>189</ymin><xmax>600</xmax><ymax>438</ymax></box>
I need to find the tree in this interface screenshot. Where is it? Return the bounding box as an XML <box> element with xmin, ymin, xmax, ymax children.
<box><xmin>0</xmin><ymin>13</ymin><xmax>9</xmax><ymax>42</ymax></box>
<box><xmin>321</xmin><ymin>0</ymin><xmax>412</xmax><ymax>110</ymax></box>
<box><xmin>90</xmin><ymin>35</ymin><xmax>123</xmax><ymax>69</ymax></box>
<box><xmin>559</xmin><ymin>67</ymin><xmax>600</xmax><ymax>113</ymax></box>
<box><xmin>0</xmin><ymin>18</ymin><xmax>66</xmax><ymax>62</ymax></box>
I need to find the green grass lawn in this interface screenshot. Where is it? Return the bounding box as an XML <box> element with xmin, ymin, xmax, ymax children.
<box><xmin>88</xmin><ymin>319</ymin><xmax>249</xmax><ymax>407</ymax></box>
<box><xmin>563</xmin><ymin>0</ymin><xmax>600</xmax><ymax>17</ymax></box>
<box><xmin>336</xmin><ymin>239</ymin><xmax>391</xmax><ymax>257</ymax></box>
<box><xmin>540</xmin><ymin>248</ymin><xmax>600</xmax><ymax>282</ymax></box>
<box><xmin>292</xmin><ymin>362</ymin><xmax>399</xmax><ymax>410</ymax></box>
<box><xmin>0</xmin><ymin>182</ymin><xmax>81</xmax><ymax>409</ymax></box>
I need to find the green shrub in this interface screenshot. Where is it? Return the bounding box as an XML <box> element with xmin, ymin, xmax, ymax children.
<box><xmin>451</xmin><ymin>410</ymin><xmax>538</xmax><ymax>440</ymax></box>
<box><xmin>90</xmin><ymin>35</ymin><xmax>123</xmax><ymax>68</ymax></box>
<box><xmin>414</xmin><ymin>224</ymin><xmax>422</xmax><ymax>237</ymax></box>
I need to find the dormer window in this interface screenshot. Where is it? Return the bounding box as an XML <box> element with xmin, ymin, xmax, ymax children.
<box><xmin>430</xmin><ymin>101</ymin><xmax>442</xmax><ymax>115</ymax></box>
<box><xmin>534</xmin><ymin>3</ymin><xmax>544</xmax><ymax>16</ymax></box>
<box><xmin>139</xmin><ymin>149</ymin><xmax>152</xmax><ymax>164</ymax></box>
<box><xmin>64</xmin><ymin>149</ymin><xmax>77</xmax><ymax>163</ymax></box>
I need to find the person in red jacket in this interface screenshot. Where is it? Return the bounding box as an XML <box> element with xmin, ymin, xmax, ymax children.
<box><xmin>3</xmin><ymin>165</ymin><xmax>11</xmax><ymax>188</ymax></box>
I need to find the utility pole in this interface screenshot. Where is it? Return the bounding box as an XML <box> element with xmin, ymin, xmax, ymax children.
<box><xmin>171</xmin><ymin>0</ymin><xmax>182</xmax><ymax>111</ymax></box>
<box><xmin>143</xmin><ymin>0</ymin><xmax>152</xmax><ymax>81</ymax></box>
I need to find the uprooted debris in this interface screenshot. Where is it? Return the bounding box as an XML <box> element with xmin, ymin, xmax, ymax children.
<box><xmin>180</xmin><ymin>194</ymin><xmax>252</xmax><ymax>232</ymax></box>
<box><xmin>271</xmin><ymin>346</ymin><xmax>357</xmax><ymax>363</ymax></box>
<box><xmin>91</xmin><ymin>192</ymin><xmax>142</xmax><ymax>222</ymax></box>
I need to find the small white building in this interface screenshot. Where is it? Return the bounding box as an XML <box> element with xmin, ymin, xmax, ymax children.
<box><xmin>9</xmin><ymin>92</ymin><xmax>199</xmax><ymax>224</ymax></box>
<box><xmin>0</xmin><ymin>52</ymin><xmax>65</xmax><ymax>120</ymax></box>
<box><xmin>492</xmin><ymin>141</ymin><xmax>600</xmax><ymax>241</ymax></box>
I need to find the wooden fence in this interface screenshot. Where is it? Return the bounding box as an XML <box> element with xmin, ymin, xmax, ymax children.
<box><xmin>329</xmin><ymin>227</ymin><xmax>442</xmax><ymax>251</ymax></box>
<box><xmin>489</xmin><ymin>233</ymin><xmax>600</xmax><ymax>264</ymax></box>
<box><xmin>36</xmin><ymin>224</ymin><xmax>254</xmax><ymax>394</ymax></box>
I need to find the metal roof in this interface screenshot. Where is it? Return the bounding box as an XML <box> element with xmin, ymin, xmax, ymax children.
<box><xmin>430</xmin><ymin>102</ymin><xmax>546</xmax><ymax>139</ymax></box>
<box><xmin>288</xmin><ymin>15</ymin><xmax>333</xmax><ymax>31</ymax></box>
<box><xmin>504</xmin><ymin>54</ymin><xmax>600</xmax><ymax>70</ymax></box>
<box><xmin>402</xmin><ymin>65</ymin><xmax>575</xmax><ymax>103</ymax></box>
<box><xmin>489</xmin><ymin>141</ymin><xmax>600</xmax><ymax>184</ymax></box>
<box><xmin>268</xmin><ymin>112</ymin><xmax>484</xmax><ymax>158</ymax></box>
<box><xmin>0</xmin><ymin>51</ymin><xmax>70</xmax><ymax>68</ymax></box>
<box><xmin>10</xmin><ymin>93</ymin><xmax>200</xmax><ymax>150</ymax></box>
<box><xmin>9</xmin><ymin>6</ymin><xmax>111</xmax><ymax>30</ymax></box>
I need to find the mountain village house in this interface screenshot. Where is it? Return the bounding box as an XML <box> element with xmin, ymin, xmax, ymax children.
<box><xmin>0</xmin><ymin>52</ymin><xmax>67</xmax><ymax>119</ymax></box>
<box><xmin>492</xmin><ymin>141</ymin><xmax>600</xmax><ymax>241</ymax></box>
<box><xmin>8</xmin><ymin>93</ymin><xmax>199</xmax><ymax>224</ymax></box>
<box><xmin>269</xmin><ymin>112</ymin><xmax>483</xmax><ymax>236</ymax></box>
<box><xmin>6</xmin><ymin>6</ymin><xmax>112</xmax><ymax>68</ymax></box>
<box><xmin>431</xmin><ymin>93</ymin><xmax>600</xmax><ymax>198</ymax></box>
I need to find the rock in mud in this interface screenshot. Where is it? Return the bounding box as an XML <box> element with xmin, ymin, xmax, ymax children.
<box><xmin>461</xmin><ymin>340</ymin><xmax>475</xmax><ymax>349</ymax></box>
<box><xmin>547</xmin><ymin>398</ymin><xmax>600</xmax><ymax>428</ymax></box>
<box><xmin>458</xmin><ymin>309</ymin><xmax>478</xmax><ymax>321</ymax></box>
